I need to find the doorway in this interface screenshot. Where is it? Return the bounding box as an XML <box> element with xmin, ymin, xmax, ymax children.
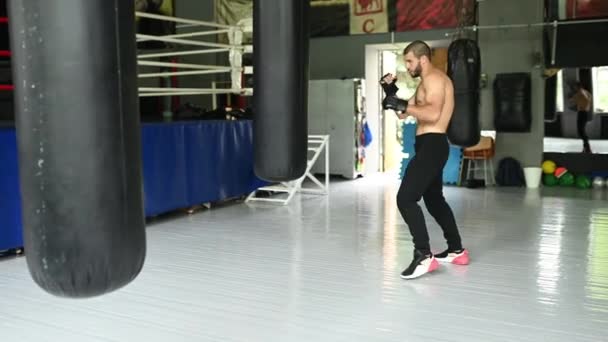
<box><xmin>366</xmin><ymin>42</ymin><xmax>450</xmax><ymax>177</ymax></box>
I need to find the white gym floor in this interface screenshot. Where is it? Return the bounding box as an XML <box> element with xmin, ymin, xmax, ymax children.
<box><xmin>1</xmin><ymin>173</ymin><xmax>608</xmax><ymax>341</ymax></box>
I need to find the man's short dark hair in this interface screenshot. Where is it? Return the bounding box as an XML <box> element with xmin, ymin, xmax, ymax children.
<box><xmin>403</xmin><ymin>40</ymin><xmax>431</xmax><ymax>60</ymax></box>
<box><xmin>569</xmin><ymin>81</ymin><xmax>583</xmax><ymax>90</ymax></box>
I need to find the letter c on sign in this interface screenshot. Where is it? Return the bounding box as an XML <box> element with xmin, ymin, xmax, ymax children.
<box><xmin>363</xmin><ymin>19</ymin><xmax>375</xmax><ymax>33</ymax></box>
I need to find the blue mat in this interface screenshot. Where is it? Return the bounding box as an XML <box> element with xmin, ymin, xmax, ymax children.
<box><xmin>141</xmin><ymin>120</ymin><xmax>267</xmax><ymax>216</ymax></box>
<box><xmin>0</xmin><ymin>120</ymin><xmax>268</xmax><ymax>251</ymax></box>
<box><xmin>0</xmin><ymin>128</ymin><xmax>23</xmax><ymax>251</ymax></box>
<box><xmin>399</xmin><ymin>123</ymin><xmax>462</xmax><ymax>185</ymax></box>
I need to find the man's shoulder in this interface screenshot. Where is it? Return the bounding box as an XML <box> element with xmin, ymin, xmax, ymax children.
<box><xmin>426</xmin><ymin>70</ymin><xmax>451</xmax><ymax>87</ymax></box>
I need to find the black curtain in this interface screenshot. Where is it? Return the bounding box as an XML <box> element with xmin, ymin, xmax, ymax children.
<box><xmin>544</xmin><ymin>22</ymin><xmax>608</xmax><ymax>68</ymax></box>
<box><xmin>579</xmin><ymin>68</ymin><xmax>593</xmax><ymax>93</ymax></box>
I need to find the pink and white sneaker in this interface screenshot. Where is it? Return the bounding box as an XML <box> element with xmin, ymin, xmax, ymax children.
<box><xmin>400</xmin><ymin>250</ymin><xmax>440</xmax><ymax>279</ymax></box>
<box><xmin>434</xmin><ymin>248</ymin><xmax>469</xmax><ymax>265</ymax></box>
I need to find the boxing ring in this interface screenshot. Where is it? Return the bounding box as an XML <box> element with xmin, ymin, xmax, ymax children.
<box><xmin>1</xmin><ymin>12</ymin><xmax>259</xmax><ymax>252</ymax></box>
<box><xmin>135</xmin><ymin>11</ymin><xmax>253</xmax><ymax>99</ymax></box>
<box><xmin>1</xmin><ymin>9</ymin><xmax>325</xmax><ymax>255</ymax></box>
<box><xmin>132</xmin><ymin>12</ymin><xmax>264</xmax><ymax>215</ymax></box>
<box><xmin>134</xmin><ymin>11</ymin><xmax>327</xmax><ymax>208</ymax></box>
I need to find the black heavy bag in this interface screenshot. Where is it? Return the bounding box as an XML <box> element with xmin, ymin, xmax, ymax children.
<box><xmin>447</xmin><ymin>39</ymin><xmax>481</xmax><ymax>147</ymax></box>
<box><xmin>8</xmin><ymin>0</ymin><xmax>146</xmax><ymax>298</ymax></box>
<box><xmin>253</xmin><ymin>0</ymin><xmax>309</xmax><ymax>182</ymax></box>
<box><xmin>493</xmin><ymin>73</ymin><xmax>531</xmax><ymax>132</ymax></box>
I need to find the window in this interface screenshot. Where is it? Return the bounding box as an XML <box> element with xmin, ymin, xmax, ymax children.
<box><xmin>555</xmin><ymin>67</ymin><xmax>608</xmax><ymax>113</ymax></box>
<box><xmin>556</xmin><ymin>70</ymin><xmax>564</xmax><ymax>112</ymax></box>
<box><xmin>592</xmin><ymin>66</ymin><xmax>608</xmax><ymax>113</ymax></box>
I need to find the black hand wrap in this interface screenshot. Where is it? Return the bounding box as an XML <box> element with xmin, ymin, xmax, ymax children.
<box><xmin>382</xmin><ymin>96</ymin><xmax>408</xmax><ymax>113</ymax></box>
<box><xmin>380</xmin><ymin>73</ymin><xmax>399</xmax><ymax>97</ymax></box>
<box><xmin>380</xmin><ymin>74</ymin><xmax>407</xmax><ymax>113</ymax></box>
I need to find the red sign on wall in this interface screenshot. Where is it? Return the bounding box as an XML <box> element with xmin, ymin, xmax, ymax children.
<box><xmin>354</xmin><ymin>0</ymin><xmax>384</xmax><ymax>15</ymax></box>
<box><xmin>350</xmin><ymin>0</ymin><xmax>388</xmax><ymax>34</ymax></box>
<box><xmin>396</xmin><ymin>0</ymin><xmax>475</xmax><ymax>31</ymax></box>
<box><xmin>566</xmin><ymin>0</ymin><xmax>608</xmax><ymax>19</ymax></box>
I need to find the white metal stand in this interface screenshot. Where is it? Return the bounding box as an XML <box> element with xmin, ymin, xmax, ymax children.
<box><xmin>246</xmin><ymin>135</ymin><xmax>330</xmax><ymax>205</ymax></box>
<box><xmin>464</xmin><ymin>159</ymin><xmax>495</xmax><ymax>186</ymax></box>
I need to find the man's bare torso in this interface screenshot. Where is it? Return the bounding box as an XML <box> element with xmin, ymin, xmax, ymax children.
<box><xmin>413</xmin><ymin>70</ymin><xmax>454</xmax><ymax>135</ymax></box>
<box><xmin>572</xmin><ymin>89</ymin><xmax>592</xmax><ymax>112</ymax></box>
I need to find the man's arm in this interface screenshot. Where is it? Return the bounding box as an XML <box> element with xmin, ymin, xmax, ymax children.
<box><xmin>407</xmin><ymin>89</ymin><xmax>417</xmax><ymax>104</ymax></box>
<box><xmin>583</xmin><ymin>89</ymin><xmax>592</xmax><ymax>101</ymax></box>
<box><xmin>406</xmin><ymin>76</ymin><xmax>445</xmax><ymax>123</ymax></box>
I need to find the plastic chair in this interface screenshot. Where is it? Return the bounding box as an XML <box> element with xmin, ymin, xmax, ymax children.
<box><xmin>462</xmin><ymin>136</ymin><xmax>495</xmax><ymax>186</ymax></box>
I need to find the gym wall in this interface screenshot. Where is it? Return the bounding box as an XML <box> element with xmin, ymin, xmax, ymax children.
<box><xmin>478</xmin><ymin>0</ymin><xmax>545</xmax><ymax>168</ymax></box>
<box><xmin>309</xmin><ymin>0</ymin><xmax>546</xmax><ymax>169</ymax></box>
<box><xmin>309</xmin><ymin>28</ymin><xmax>453</xmax><ymax>80</ymax></box>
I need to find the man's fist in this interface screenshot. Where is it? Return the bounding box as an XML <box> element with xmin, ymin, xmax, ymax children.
<box><xmin>380</xmin><ymin>73</ymin><xmax>399</xmax><ymax>97</ymax></box>
<box><xmin>382</xmin><ymin>95</ymin><xmax>408</xmax><ymax>113</ymax></box>
<box><xmin>380</xmin><ymin>72</ymin><xmax>406</xmax><ymax>113</ymax></box>
<box><xmin>381</xmin><ymin>73</ymin><xmax>395</xmax><ymax>84</ymax></box>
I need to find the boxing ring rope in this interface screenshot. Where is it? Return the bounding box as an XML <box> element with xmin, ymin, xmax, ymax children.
<box><xmin>139</xmin><ymin>69</ymin><xmax>231</xmax><ymax>79</ymax></box>
<box><xmin>138</xmin><ymin>49</ymin><xmax>231</xmax><ymax>59</ymax></box>
<box><xmin>135</xmin><ymin>11</ymin><xmax>252</xmax><ymax>98</ymax></box>
<box><xmin>136</xmin><ymin>11</ymin><xmax>233</xmax><ymax>29</ymax></box>
<box><xmin>137</xmin><ymin>30</ymin><xmax>233</xmax><ymax>42</ymax></box>
<box><xmin>136</xmin><ymin>33</ymin><xmax>237</xmax><ymax>49</ymax></box>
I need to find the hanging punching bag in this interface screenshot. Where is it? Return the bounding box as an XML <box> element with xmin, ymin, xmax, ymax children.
<box><xmin>8</xmin><ymin>0</ymin><xmax>146</xmax><ymax>298</ymax></box>
<box><xmin>447</xmin><ymin>39</ymin><xmax>481</xmax><ymax>147</ymax></box>
<box><xmin>253</xmin><ymin>0</ymin><xmax>309</xmax><ymax>182</ymax></box>
<box><xmin>494</xmin><ymin>73</ymin><xmax>532</xmax><ymax>132</ymax></box>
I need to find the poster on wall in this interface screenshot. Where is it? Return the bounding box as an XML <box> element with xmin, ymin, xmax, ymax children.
<box><xmin>214</xmin><ymin>0</ymin><xmax>475</xmax><ymax>38</ymax></box>
<box><xmin>136</xmin><ymin>0</ymin><xmax>175</xmax><ymax>49</ymax></box>
<box><xmin>349</xmin><ymin>0</ymin><xmax>389</xmax><ymax>35</ymax></box>
<box><xmin>565</xmin><ymin>0</ymin><xmax>608</xmax><ymax>19</ymax></box>
<box><xmin>546</xmin><ymin>0</ymin><xmax>608</xmax><ymax>20</ymax></box>
<box><xmin>396</xmin><ymin>0</ymin><xmax>475</xmax><ymax>31</ymax></box>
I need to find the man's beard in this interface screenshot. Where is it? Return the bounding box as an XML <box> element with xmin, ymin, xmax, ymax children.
<box><xmin>409</xmin><ymin>64</ymin><xmax>422</xmax><ymax>78</ymax></box>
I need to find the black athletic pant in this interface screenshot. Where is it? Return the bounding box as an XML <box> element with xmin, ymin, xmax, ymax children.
<box><xmin>577</xmin><ymin>111</ymin><xmax>591</xmax><ymax>152</ymax></box>
<box><xmin>397</xmin><ymin>133</ymin><xmax>462</xmax><ymax>254</ymax></box>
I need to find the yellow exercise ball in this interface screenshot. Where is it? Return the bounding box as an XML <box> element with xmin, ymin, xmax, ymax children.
<box><xmin>542</xmin><ymin>160</ymin><xmax>556</xmax><ymax>174</ymax></box>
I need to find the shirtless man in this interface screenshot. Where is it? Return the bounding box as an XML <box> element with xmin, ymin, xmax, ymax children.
<box><xmin>381</xmin><ymin>40</ymin><xmax>469</xmax><ymax>279</ymax></box>
<box><xmin>569</xmin><ymin>82</ymin><xmax>593</xmax><ymax>153</ymax></box>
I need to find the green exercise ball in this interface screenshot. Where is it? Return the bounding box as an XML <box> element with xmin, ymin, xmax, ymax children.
<box><xmin>575</xmin><ymin>175</ymin><xmax>592</xmax><ymax>189</ymax></box>
<box><xmin>544</xmin><ymin>174</ymin><xmax>558</xmax><ymax>186</ymax></box>
<box><xmin>559</xmin><ymin>172</ymin><xmax>575</xmax><ymax>186</ymax></box>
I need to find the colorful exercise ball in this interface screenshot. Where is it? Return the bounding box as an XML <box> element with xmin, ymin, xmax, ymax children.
<box><xmin>554</xmin><ymin>167</ymin><xmax>568</xmax><ymax>178</ymax></box>
<box><xmin>542</xmin><ymin>160</ymin><xmax>556</xmax><ymax>174</ymax></box>
<box><xmin>575</xmin><ymin>175</ymin><xmax>592</xmax><ymax>189</ymax></box>
<box><xmin>559</xmin><ymin>172</ymin><xmax>575</xmax><ymax>186</ymax></box>
<box><xmin>543</xmin><ymin>174</ymin><xmax>558</xmax><ymax>186</ymax></box>
<box><xmin>592</xmin><ymin>177</ymin><xmax>605</xmax><ymax>188</ymax></box>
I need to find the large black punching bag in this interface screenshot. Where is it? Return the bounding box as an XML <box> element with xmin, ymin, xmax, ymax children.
<box><xmin>253</xmin><ymin>0</ymin><xmax>309</xmax><ymax>182</ymax></box>
<box><xmin>447</xmin><ymin>39</ymin><xmax>481</xmax><ymax>147</ymax></box>
<box><xmin>8</xmin><ymin>0</ymin><xmax>146</xmax><ymax>298</ymax></box>
<box><xmin>494</xmin><ymin>73</ymin><xmax>532</xmax><ymax>132</ymax></box>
